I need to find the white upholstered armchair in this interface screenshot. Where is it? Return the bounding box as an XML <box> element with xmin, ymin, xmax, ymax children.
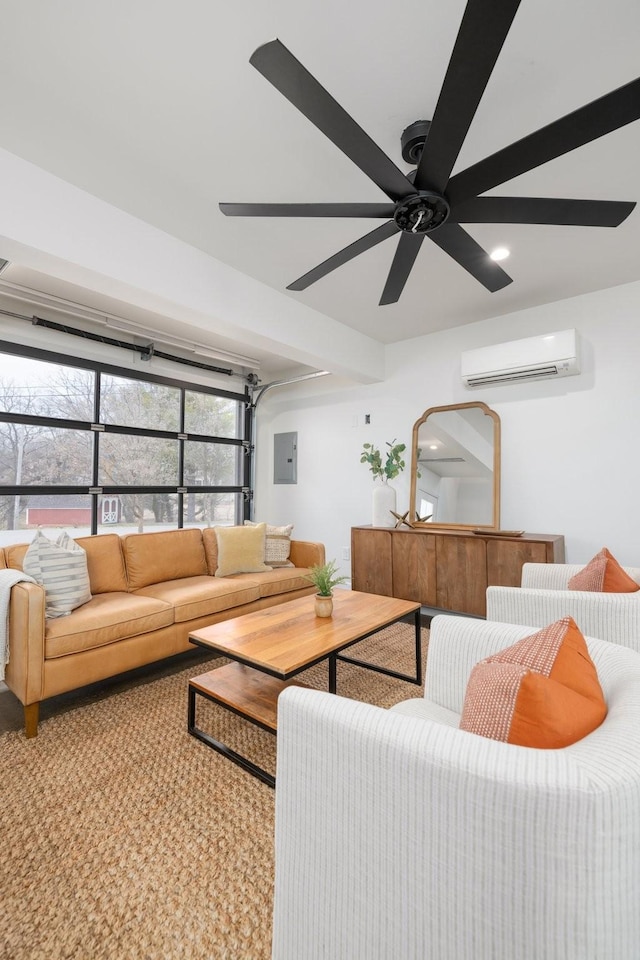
<box><xmin>271</xmin><ymin>615</ymin><xmax>640</xmax><ymax>960</ymax></box>
<box><xmin>486</xmin><ymin>561</ymin><xmax>640</xmax><ymax>647</ymax></box>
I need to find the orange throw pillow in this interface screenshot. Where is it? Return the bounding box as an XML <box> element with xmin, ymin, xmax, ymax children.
<box><xmin>567</xmin><ymin>547</ymin><xmax>639</xmax><ymax>592</ymax></box>
<box><xmin>460</xmin><ymin>617</ymin><xmax>607</xmax><ymax>748</ymax></box>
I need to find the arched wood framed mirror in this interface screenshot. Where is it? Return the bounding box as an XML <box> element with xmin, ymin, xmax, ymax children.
<box><xmin>409</xmin><ymin>402</ymin><xmax>501</xmax><ymax>530</ymax></box>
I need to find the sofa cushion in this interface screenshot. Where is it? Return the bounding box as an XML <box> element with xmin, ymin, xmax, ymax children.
<box><xmin>201</xmin><ymin>527</ymin><xmax>218</xmax><ymax>576</ymax></box>
<box><xmin>568</xmin><ymin>546</ymin><xmax>640</xmax><ymax>592</ymax></box>
<box><xmin>45</xmin><ymin>592</ymin><xmax>174</xmax><ymax>658</ymax></box>
<box><xmin>214</xmin><ymin>524</ymin><xmax>272</xmax><ymax>577</ymax></box>
<box><xmin>244</xmin><ymin>520</ymin><xmax>294</xmax><ymax>567</ymax></box>
<box><xmin>74</xmin><ymin>534</ymin><xmax>128</xmax><ymax>594</ymax></box>
<box><xmin>23</xmin><ymin>530</ymin><xmax>92</xmax><ymax>619</ymax></box>
<box><xmin>460</xmin><ymin>617</ymin><xmax>607</xmax><ymax>748</ymax></box>
<box><xmin>122</xmin><ymin>528</ymin><xmax>207</xmax><ymax>590</ymax></box>
<box><xmin>227</xmin><ymin>568</ymin><xmax>315</xmax><ymax>599</ymax></box>
<box><xmin>4</xmin><ymin>543</ymin><xmax>28</xmax><ymax>571</ymax></box>
<box><xmin>0</xmin><ymin>550</ymin><xmax>6</xmax><ymax>570</ymax></box>
<box><xmin>133</xmin><ymin>576</ymin><xmax>260</xmax><ymax>623</ymax></box>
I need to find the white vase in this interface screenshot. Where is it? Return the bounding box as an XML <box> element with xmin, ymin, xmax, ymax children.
<box><xmin>372</xmin><ymin>482</ymin><xmax>396</xmax><ymax>528</ymax></box>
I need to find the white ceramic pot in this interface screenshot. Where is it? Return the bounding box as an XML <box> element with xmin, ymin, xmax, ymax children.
<box><xmin>372</xmin><ymin>482</ymin><xmax>396</xmax><ymax>528</ymax></box>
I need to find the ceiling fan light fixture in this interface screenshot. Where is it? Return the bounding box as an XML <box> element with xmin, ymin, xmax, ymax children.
<box><xmin>490</xmin><ymin>246</ymin><xmax>510</xmax><ymax>261</ymax></box>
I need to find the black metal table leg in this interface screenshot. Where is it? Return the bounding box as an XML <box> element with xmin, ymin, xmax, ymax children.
<box><xmin>335</xmin><ymin>609</ymin><xmax>423</xmax><ymax>686</ymax></box>
<box><xmin>187</xmin><ymin>683</ymin><xmax>276</xmax><ymax>788</ymax></box>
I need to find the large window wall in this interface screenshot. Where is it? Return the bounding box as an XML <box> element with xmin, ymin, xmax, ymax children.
<box><xmin>0</xmin><ymin>341</ymin><xmax>252</xmax><ymax>546</ymax></box>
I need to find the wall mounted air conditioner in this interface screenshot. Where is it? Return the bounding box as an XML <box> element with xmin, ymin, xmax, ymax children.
<box><xmin>461</xmin><ymin>329</ymin><xmax>579</xmax><ymax>388</ymax></box>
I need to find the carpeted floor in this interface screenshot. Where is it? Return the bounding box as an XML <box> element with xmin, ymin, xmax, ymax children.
<box><xmin>0</xmin><ymin>621</ymin><xmax>428</xmax><ymax>960</ymax></box>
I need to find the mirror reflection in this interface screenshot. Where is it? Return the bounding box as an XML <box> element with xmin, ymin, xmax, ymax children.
<box><xmin>410</xmin><ymin>402</ymin><xmax>500</xmax><ymax>529</ymax></box>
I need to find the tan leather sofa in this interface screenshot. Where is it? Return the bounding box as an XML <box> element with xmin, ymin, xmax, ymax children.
<box><xmin>2</xmin><ymin>527</ymin><xmax>325</xmax><ymax>737</ymax></box>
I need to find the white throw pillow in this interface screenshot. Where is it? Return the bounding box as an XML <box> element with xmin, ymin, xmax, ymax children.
<box><xmin>244</xmin><ymin>520</ymin><xmax>294</xmax><ymax>567</ymax></box>
<box><xmin>23</xmin><ymin>530</ymin><xmax>92</xmax><ymax>618</ymax></box>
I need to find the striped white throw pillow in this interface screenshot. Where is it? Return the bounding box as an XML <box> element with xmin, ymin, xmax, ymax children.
<box><xmin>23</xmin><ymin>530</ymin><xmax>92</xmax><ymax>619</ymax></box>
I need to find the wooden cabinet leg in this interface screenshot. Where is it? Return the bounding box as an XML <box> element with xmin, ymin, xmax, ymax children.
<box><xmin>24</xmin><ymin>702</ymin><xmax>40</xmax><ymax>738</ymax></box>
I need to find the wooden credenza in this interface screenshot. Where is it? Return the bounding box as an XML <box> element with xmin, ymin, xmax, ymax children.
<box><xmin>351</xmin><ymin>526</ymin><xmax>565</xmax><ymax>617</ymax></box>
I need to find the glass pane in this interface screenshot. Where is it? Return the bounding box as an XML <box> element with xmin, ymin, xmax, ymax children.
<box><xmin>100</xmin><ymin>374</ymin><xmax>180</xmax><ymax>431</ymax></box>
<box><xmin>0</xmin><ymin>353</ymin><xmax>95</xmax><ymax>420</ymax></box>
<box><xmin>0</xmin><ymin>494</ymin><xmax>93</xmax><ymax>545</ymax></box>
<box><xmin>0</xmin><ymin>425</ymin><xmax>93</xmax><ymax>485</ymax></box>
<box><xmin>98</xmin><ymin>434</ymin><xmax>179</xmax><ymax>485</ymax></box>
<box><xmin>183</xmin><ymin>441</ymin><xmax>241</xmax><ymax>487</ymax></box>
<box><xmin>184</xmin><ymin>391</ymin><xmax>241</xmax><ymax>438</ymax></box>
<box><xmin>183</xmin><ymin>492</ymin><xmax>242</xmax><ymax>527</ymax></box>
<box><xmin>96</xmin><ymin>493</ymin><xmax>179</xmax><ymax>534</ymax></box>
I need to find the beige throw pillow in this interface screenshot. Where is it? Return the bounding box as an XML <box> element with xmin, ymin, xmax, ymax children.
<box><xmin>214</xmin><ymin>523</ymin><xmax>272</xmax><ymax>577</ymax></box>
<box><xmin>23</xmin><ymin>530</ymin><xmax>92</xmax><ymax>618</ymax></box>
<box><xmin>244</xmin><ymin>520</ymin><xmax>294</xmax><ymax>567</ymax></box>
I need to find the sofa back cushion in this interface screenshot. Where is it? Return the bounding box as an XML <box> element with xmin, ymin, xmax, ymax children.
<box><xmin>0</xmin><ymin>550</ymin><xmax>6</xmax><ymax>570</ymax></box>
<box><xmin>122</xmin><ymin>528</ymin><xmax>207</xmax><ymax>590</ymax></box>
<box><xmin>74</xmin><ymin>534</ymin><xmax>128</xmax><ymax>594</ymax></box>
<box><xmin>202</xmin><ymin>528</ymin><xmax>218</xmax><ymax>576</ymax></box>
<box><xmin>5</xmin><ymin>543</ymin><xmax>28</xmax><ymax>571</ymax></box>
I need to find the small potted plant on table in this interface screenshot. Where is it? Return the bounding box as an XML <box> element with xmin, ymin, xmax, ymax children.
<box><xmin>306</xmin><ymin>559</ymin><xmax>349</xmax><ymax>618</ymax></box>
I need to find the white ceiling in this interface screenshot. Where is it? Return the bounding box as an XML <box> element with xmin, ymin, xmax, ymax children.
<box><xmin>0</xmin><ymin>0</ymin><xmax>639</xmax><ymax>377</ymax></box>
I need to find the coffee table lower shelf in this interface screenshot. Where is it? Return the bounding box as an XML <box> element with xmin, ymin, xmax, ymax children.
<box><xmin>188</xmin><ymin>662</ymin><xmax>309</xmax><ymax>788</ymax></box>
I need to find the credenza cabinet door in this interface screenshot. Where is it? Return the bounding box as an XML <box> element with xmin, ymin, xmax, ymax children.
<box><xmin>351</xmin><ymin>528</ymin><xmax>393</xmax><ymax>596</ymax></box>
<box><xmin>486</xmin><ymin>539</ymin><xmax>552</xmax><ymax>586</ymax></box>
<box><xmin>435</xmin><ymin>534</ymin><xmax>487</xmax><ymax>616</ymax></box>
<box><xmin>391</xmin><ymin>530</ymin><xmax>437</xmax><ymax>605</ymax></box>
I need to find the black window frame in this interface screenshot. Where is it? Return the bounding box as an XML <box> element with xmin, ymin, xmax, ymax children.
<box><xmin>0</xmin><ymin>338</ymin><xmax>252</xmax><ymax>535</ymax></box>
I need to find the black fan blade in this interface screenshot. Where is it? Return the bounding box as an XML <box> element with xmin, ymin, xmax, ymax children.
<box><xmin>452</xmin><ymin>196</ymin><xmax>636</xmax><ymax>226</ymax></box>
<box><xmin>379</xmin><ymin>234</ymin><xmax>425</xmax><ymax>305</ymax></box>
<box><xmin>448</xmin><ymin>77</ymin><xmax>640</xmax><ymax>206</ymax></box>
<box><xmin>414</xmin><ymin>0</ymin><xmax>522</xmax><ymax>194</ymax></box>
<box><xmin>250</xmin><ymin>40</ymin><xmax>414</xmax><ymax>202</ymax></box>
<box><xmin>219</xmin><ymin>202</ymin><xmax>395</xmax><ymax>218</ymax></box>
<box><xmin>429</xmin><ymin>223</ymin><xmax>512</xmax><ymax>291</ymax></box>
<box><xmin>287</xmin><ymin>221</ymin><xmax>399</xmax><ymax>291</ymax></box>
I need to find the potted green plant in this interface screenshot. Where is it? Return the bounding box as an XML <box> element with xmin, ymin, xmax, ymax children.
<box><xmin>360</xmin><ymin>438</ymin><xmax>406</xmax><ymax>527</ymax></box>
<box><xmin>306</xmin><ymin>559</ymin><xmax>349</xmax><ymax>617</ymax></box>
<box><xmin>360</xmin><ymin>438</ymin><xmax>406</xmax><ymax>482</ymax></box>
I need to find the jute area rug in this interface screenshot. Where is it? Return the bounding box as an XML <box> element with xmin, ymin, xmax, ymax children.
<box><xmin>1</xmin><ymin>621</ymin><xmax>428</xmax><ymax>960</ymax></box>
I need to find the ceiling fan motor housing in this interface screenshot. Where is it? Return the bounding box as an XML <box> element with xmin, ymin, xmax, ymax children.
<box><xmin>397</xmin><ymin>120</ymin><xmax>450</xmax><ymax>233</ymax></box>
<box><xmin>394</xmin><ymin>191</ymin><xmax>450</xmax><ymax>233</ymax></box>
<box><xmin>401</xmin><ymin>119</ymin><xmax>431</xmax><ymax>163</ymax></box>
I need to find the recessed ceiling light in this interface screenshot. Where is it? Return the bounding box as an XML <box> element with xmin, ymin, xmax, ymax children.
<box><xmin>429</xmin><ymin>444</ymin><xmax>438</xmax><ymax>450</ymax></box>
<box><xmin>490</xmin><ymin>246</ymin><xmax>510</xmax><ymax>262</ymax></box>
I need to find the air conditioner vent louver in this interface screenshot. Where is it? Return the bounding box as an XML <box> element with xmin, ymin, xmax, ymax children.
<box><xmin>461</xmin><ymin>330</ymin><xmax>579</xmax><ymax>388</ymax></box>
<box><xmin>466</xmin><ymin>364</ymin><xmax>560</xmax><ymax>386</ymax></box>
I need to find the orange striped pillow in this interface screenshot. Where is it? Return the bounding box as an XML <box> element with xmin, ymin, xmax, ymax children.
<box><xmin>568</xmin><ymin>547</ymin><xmax>639</xmax><ymax>592</ymax></box>
<box><xmin>460</xmin><ymin>618</ymin><xmax>607</xmax><ymax>748</ymax></box>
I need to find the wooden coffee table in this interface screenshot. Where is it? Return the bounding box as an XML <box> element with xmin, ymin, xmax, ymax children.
<box><xmin>187</xmin><ymin>590</ymin><xmax>421</xmax><ymax>786</ymax></box>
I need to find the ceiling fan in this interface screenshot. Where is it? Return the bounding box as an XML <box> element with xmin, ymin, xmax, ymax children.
<box><xmin>220</xmin><ymin>0</ymin><xmax>640</xmax><ymax>306</ymax></box>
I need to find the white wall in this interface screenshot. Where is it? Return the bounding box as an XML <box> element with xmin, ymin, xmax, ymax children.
<box><xmin>255</xmin><ymin>278</ymin><xmax>640</xmax><ymax>576</ymax></box>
